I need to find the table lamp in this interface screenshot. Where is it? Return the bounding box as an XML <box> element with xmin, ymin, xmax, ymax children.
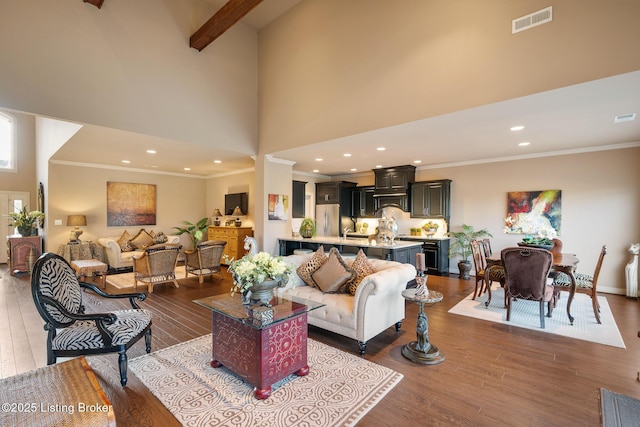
<box><xmin>212</xmin><ymin>208</ymin><xmax>223</xmax><ymax>226</ymax></box>
<box><xmin>231</xmin><ymin>206</ymin><xmax>244</xmax><ymax>227</ymax></box>
<box><xmin>67</xmin><ymin>215</ymin><xmax>87</xmax><ymax>243</ymax></box>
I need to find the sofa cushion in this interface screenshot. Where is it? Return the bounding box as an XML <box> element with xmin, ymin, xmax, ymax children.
<box><xmin>347</xmin><ymin>249</ymin><xmax>377</xmax><ymax>295</ymax></box>
<box><xmin>117</xmin><ymin>230</ymin><xmax>132</xmax><ymax>252</ymax></box>
<box><xmin>311</xmin><ymin>248</ymin><xmax>356</xmax><ymax>293</ymax></box>
<box><xmin>130</xmin><ymin>229</ymin><xmax>154</xmax><ymax>249</ymax></box>
<box><xmin>296</xmin><ymin>247</ymin><xmax>327</xmax><ymax>287</ymax></box>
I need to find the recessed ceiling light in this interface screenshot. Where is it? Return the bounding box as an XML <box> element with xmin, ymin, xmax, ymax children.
<box><xmin>377</xmin><ymin>147</ymin><xmax>386</xmax><ymax>151</ymax></box>
<box><xmin>344</xmin><ymin>153</ymin><xmax>352</xmax><ymax>157</ymax></box>
<box><xmin>213</xmin><ymin>160</ymin><xmax>222</xmax><ymax>164</ymax></box>
<box><xmin>350</xmin><ymin>168</ymin><xmax>357</xmax><ymax>172</ymax></box>
<box><xmin>413</xmin><ymin>160</ymin><xmax>422</xmax><ymax>164</ymax></box>
<box><xmin>518</xmin><ymin>142</ymin><xmax>530</xmax><ymax>146</ymax></box>
<box><xmin>312</xmin><ymin>169</ymin><xmax>319</xmax><ymax>173</ymax></box>
<box><xmin>375</xmin><ymin>165</ymin><xmax>383</xmax><ymax>168</ymax></box>
<box><xmin>121</xmin><ymin>160</ymin><xmax>130</xmax><ymax>164</ymax></box>
<box><xmin>184</xmin><ymin>167</ymin><xmax>191</xmax><ymax>171</ymax></box>
<box><xmin>146</xmin><ymin>149</ymin><xmax>156</xmax><ymax>154</ymax></box>
<box><xmin>315</xmin><ymin>158</ymin><xmax>323</xmax><ymax>162</ymax></box>
<box><xmin>510</xmin><ymin>125</ymin><xmax>525</xmax><ymax>131</ymax></box>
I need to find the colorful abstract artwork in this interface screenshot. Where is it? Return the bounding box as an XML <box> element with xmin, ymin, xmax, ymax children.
<box><xmin>107</xmin><ymin>182</ymin><xmax>156</xmax><ymax>226</ymax></box>
<box><xmin>268</xmin><ymin>194</ymin><xmax>288</xmax><ymax>220</ymax></box>
<box><xmin>504</xmin><ymin>190</ymin><xmax>561</xmax><ymax>236</ymax></box>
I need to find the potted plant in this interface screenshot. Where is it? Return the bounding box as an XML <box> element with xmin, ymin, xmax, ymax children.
<box><xmin>9</xmin><ymin>207</ymin><xmax>44</xmax><ymax>236</ymax></box>
<box><xmin>447</xmin><ymin>224</ymin><xmax>492</xmax><ymax>280</ymax></box>
<box><xmin>299</xmin><ymin>218</ymin><xmax>316</xmax><ymax>238</ymax></box>
<box><xmin>173</xmin><ymin>217</ymin><xmax>209</xmax><ymax>249</ymax></box>
<box><xmin>229</xmin><ymin>251</ymin><xmax>294</xmax><ymax>306</ymax></box>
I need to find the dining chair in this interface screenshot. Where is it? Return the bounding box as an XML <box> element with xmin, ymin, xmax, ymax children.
<box><xmin>470</xmin><ymin>240</ymin><xmax>505</xmax><ymax>302</ymax></box>
<box><xmin>31</xmin><ymin>253</ymin><xmax>152</xmax><ymax>386</ymax></box>
<box><xmin>501</xmin><ymin>247</ymin><xmax>555</xmax><ymax>328</ymax></box>
<box><xmin>552</xmin><ymin>245</ymin><xmax>606</xmax><ymax>324</ymax></box>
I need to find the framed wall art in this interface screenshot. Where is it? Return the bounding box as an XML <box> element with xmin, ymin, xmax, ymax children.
<box><xmin>504</xmin><ymin>190</ymin><xmax>561</xmax><ymax>236</ymax></box>
<box><xmin>107</xmin><ymin>182</ymin><xmax>156</xmax><ymax>226</ymax></box>
<box><xmin>268</xmin><ymin>194</ymin><xmax>288</xmax><ymax>220</ymax></box>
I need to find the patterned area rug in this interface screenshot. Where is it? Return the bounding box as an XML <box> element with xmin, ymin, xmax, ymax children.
<box><xmin>600</xmin><ymin>388</ymin><xmax>640</xmax><ymax>426</ymax></box>
<box><xmin>129</xmin><ymin>335</ymin><xmax>403</xmax><ymax>427</ymax></box>
<box><xmin>105</xmin><ymin>268</ymin><xmax>186</xmax><ymax>290</ymax></box>
<box><xmin>448</xmin><ymin>283</ymin><xmax>625</xmax><ymax>348</ymax></box>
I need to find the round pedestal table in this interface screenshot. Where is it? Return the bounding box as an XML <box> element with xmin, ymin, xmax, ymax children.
<box><xmin>401</xmin><ymin>288</ymin><xmax>445</xmax><ymax>365</ymax></box>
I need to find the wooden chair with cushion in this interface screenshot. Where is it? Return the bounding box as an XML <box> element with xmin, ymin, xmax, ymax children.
<box><xmin>470</xmin><ymin>239</ymin><xmax>506</xmax><ymax>301</ymax></box>
<box><xmin>502</xmin><ymin>247</ymin><xmax>555</xmax><ymax>328</ymax></box>
<box><xmin>132</xmin><ymin>243</ymin><xmax>182</xmax><ymax>293</ymax></box>
<box><xmin>552</xmin><ymin>245</ymin><xmax>606</xmax><ymax>324</ymax></box>
<box><xmin>185</xmin><ymin>240</ymin><xmax>227</xmax><ymax>284</ymax></box>
<box><xmin>31</xmin><ymin>253</ymin><xmax>152</xmax><ymax>386</ymax></box>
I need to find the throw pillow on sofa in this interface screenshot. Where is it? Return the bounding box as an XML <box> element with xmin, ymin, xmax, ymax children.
<box><xmin>347</xmin><ymin>249</ymin><xmax>377</xmax><ymax>295</ymax></box>
<box><xmin>311</xmin><ymin>248</ymin><xmax>356</xmax><ymax>293</ymax></box>
<box><xmin>130</xmin><ymin>229</ymin><xmax>154</xmax><ymax>249</ymax></box>
<box><xmin>117</xmin><ymin>230</ymin><xmax>133</xmax><ymax>252</ymax></box>
<box><xmin>296</xmin><ymin>246</ymin><xmax>328</xmax><ymax>286</ymax></box>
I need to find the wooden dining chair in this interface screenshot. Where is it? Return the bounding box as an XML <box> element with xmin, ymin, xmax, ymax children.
<box><xmin>470</xmin><ymin>240</ymin><xmax>505</xmax><ymax>302</ymax></box>
<box><xmin>552</xmin><ymin>245</ymin><xmax>606</xmax><ymax>324</ymax></box>
<box><xmin>502</xmin><ymin>247</ymin><xmax>555</xmax><ymax>328</ymax></box>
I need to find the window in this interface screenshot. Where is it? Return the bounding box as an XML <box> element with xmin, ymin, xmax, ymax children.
<box><xmin>0</xmin><ymin>111</ymin><xmax>15</xmax><ymax>171</ymax></box>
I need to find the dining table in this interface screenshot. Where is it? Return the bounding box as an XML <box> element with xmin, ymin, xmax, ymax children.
<box><xmin>485</xmin><ymin>250</ymin><xmax>580</xmax><ymax>325</ymax></box>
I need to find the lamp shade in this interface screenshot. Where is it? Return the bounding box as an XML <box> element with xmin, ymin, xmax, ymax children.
<box><xmin>67</xmin><ymin>215</ymin><xmax>87</xmax><ymax>227</ymax></box>
<box><xmin>212</xmin><ymin>208</ymin><xmax>223</xmax><ymax>217</ymax></box>
<box><xmin>231</xmin><ymin>206</ymin><xmax>244</xmax><ymax>217</ymax></box>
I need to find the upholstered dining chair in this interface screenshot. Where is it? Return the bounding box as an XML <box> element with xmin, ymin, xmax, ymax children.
<box><xmin>470</xmin><ymin>240</ymin><xmax>505</xmax><ymax>301</ymax></box>
<box><xmin>31</xmin><ymin>253</ymin><xmax>152</xmax><ymax>386</ymax></box>
<box><xmin>501</xmin><ymin>247</ymin><xmax>555</xmax><ymax>328</ymax></box>
<box><xmin>132</xmin><ymin>243</ymin><xmax>182</xmax><ymax>293</ymax></box>
<box><xmin>552</xmin><ymin>245</ymin><xmax>606</xmax><ymax>324</ymax></box>
<box><xmin>185</xmin><ymin>240</ymin><xmax>227</xmax><ymax>284</ymax></box>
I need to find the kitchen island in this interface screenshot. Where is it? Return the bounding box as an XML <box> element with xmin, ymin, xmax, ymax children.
<box><xmin>278</xmin><ymin>237</ymin><xmax>423</xmax><ymax>267</ymax></box>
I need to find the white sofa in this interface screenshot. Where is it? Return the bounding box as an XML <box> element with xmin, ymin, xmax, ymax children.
<box><xmin>280</xmin><ymin>253</ymin><xmax>416</xmax><ymax>355</ymax></box>
<box><xmin>97</xmin><ymin>234</ymin><xmax>180</xmax><ymax>270</ymax></box>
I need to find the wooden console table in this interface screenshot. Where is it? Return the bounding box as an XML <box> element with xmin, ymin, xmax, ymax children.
<box><xmin>7</xmin><ymin>236</ymin><xmax>42</xmax><ymax>275</ymax></box>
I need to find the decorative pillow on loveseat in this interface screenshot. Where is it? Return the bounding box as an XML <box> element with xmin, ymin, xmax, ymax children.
<box><xmin>117</xmin><ymin>230</ymin><xmax>132</xmax><ymax>252</ymax></box>
<box><xmin>347</xmin><ymin>249</ymin><xmax>377</xmax><ymax>295</ymax></box>
<box><xmin>311</xmin><ymin>248</ymin><xmax>356</xmax><ymax>293</ymax></box>
<box><xmin>129</xmin><ymin>229</ymin><xmax>154</xmax><ymax>249</ymax></box>
<box><xmin>296</xmin><ymin>247</ymin><xmax>328</xmax><ymax>286</ymax></box>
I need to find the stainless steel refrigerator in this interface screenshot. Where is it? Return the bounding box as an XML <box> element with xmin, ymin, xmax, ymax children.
<box><xmin>315</xmin><ymin>204</ymin><xmax>341</xmax><ymax>237</ymax></box>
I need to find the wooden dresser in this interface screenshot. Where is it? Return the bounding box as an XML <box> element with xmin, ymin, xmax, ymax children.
<box><xmin>207</xmin><ymin>226</ymin><xmax>253</xmax><ymax>262</ymax></box>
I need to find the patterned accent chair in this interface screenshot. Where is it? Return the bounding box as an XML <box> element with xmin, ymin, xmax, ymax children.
<box><xmin>132</xmin><ymin>243</ymin><xmax>182</xmax><ymax>293</ymax></box>
<box><xmin>553</xmin><ymin>245</ymin><xmax>606</xmax><ymax>324</ymax></box>
<box><xmin>502</xmin><ymin>247</ymin><xmax>555</xmax><ymax>328</ymax></box>
<box><xmin>31</xmin><ymin>253</ymin><xmax>152</xmax><ymax>386</ymax></box>
<box><xmin>184</xmin><ymin>240</ymin><xmax>227</xmax><ymax>284</ymax></box>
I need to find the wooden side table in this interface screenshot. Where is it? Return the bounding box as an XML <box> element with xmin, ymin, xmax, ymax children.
<box><xmin>57</xmin><ymin>241</ymin><xmax>106</xmax><ymax>263</ymax></box>
<box><xmin>401</xmin><ymin>288</ymin><xmax>445</xmax><ymax>365</ymax></box>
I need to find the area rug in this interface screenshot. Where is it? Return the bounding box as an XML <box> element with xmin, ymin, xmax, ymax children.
<box><xmin>105</xmin><ymin>268</ymin><xmax>186</xmax><ymax>290</ymax></box>
<box><xmin>600</xmin><ymin>388</ymin><xmax>640</xmax><ymax>427</ymax></box>
<box><xmin>448</xmin><ymin>283</ymin><xmax>625</xmax><ymax>348</ymax></box>
<box><xmin>129</xmin><ymin>334</ymin><xmax>403</xmax><ymax>427</ymax></box>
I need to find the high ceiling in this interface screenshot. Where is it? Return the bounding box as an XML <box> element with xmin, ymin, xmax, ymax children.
<box><xmin>51</xmin><ymin>2</ymin><xmax>640</xmax><ymax>178</ymax></box>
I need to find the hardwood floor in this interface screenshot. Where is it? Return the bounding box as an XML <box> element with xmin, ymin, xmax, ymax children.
<box><xmin>2</xmin><ymin>263</ymin><xmax>639</xmax><ymax>426</ymax></box>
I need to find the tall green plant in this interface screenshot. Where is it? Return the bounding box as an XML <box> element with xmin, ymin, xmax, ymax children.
<box><xmin>173</xmin><ymin>217</ymin><xmax>209</xmax><ymax>248</ymax></box>
<box><xmin>447</xmin><ymin>224</ymin><xmax>492</xmax><ymax>262</ymax></box>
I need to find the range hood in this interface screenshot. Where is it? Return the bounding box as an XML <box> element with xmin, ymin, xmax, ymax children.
<box><xmin>372</xmin><ymin>165</ymin><xmax>416</xmax><ymax>211</ymax></box>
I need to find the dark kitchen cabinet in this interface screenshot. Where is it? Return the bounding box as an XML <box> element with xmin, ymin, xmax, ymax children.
<box><xmin>373</xmin><ymin>165</ymin><xmax>416</xmax><ymax>193</ymax></box>
<box><xmin>422</xmin><ymin>239</ymin><xmax>450</xmax><ymax>275</ymax></box>
<box><xmin>411</xmin><ymin>179</ymin><xmax>451</xmax><ymax>220</ymax></box>
<box><xmin>292</xmin><ymin>180</ymin><xmax>306</xmax><ymax>218</ymax></box>
<box><xmin>374</xmin><ymin>193</ymin><xmax>408</xmax><ymax>211</ymax></box>
<box><xmin>350</xmin><ymin>186</ymin><xmax>375</xmax><ymax>218</ymax></box>
<box><xmin>316</xmin><ymin>181</ymin><xmax>356</xmax><ymax>205</ymax></box>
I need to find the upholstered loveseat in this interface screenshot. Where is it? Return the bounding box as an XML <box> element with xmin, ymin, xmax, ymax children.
<box><xmin>98</xmin><ymin>229</ymin><xmax>180</xmax><ymax>270</ymax></box>
<box><xmin>280</xmin><ymin>249</ymin><xmax>416</xmax><ymax>355</ymax></box>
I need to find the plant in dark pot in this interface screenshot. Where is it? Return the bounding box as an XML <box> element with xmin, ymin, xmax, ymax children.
<box><xmin>447</xmin><ymin>224</ymin><xmax>492</xmax><ymax>280</ymax></box>
<box><xmin>173</xmin><ymin>217</ymin><xmax>209</xmax><ymax>249</ymax></box>
<box><xmin>299</xmin><ymin>218</ymin><xmax>316</xmax><ymax>238</ymax></box>
<box><xmin>9</xmin><ymin>207</ymin><xmax>44</xmax><ymax>237</ymax></box>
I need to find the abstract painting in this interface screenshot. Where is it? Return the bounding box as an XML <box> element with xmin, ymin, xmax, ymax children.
<box><xmin>504</xmin><ymin>190</ymin><xmax>561</xmax><ymax>236</ymax></box>
<box><xmin>107</xmin><ymin>182</ymin><xmax>156</xmax><ymax>226</ymax></box>
<box><xmin>268</xmin><ymin>194</ymin><xmax>288</xmax><ymax>220</ymax></box>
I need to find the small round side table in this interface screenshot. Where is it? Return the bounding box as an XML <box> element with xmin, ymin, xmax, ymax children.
<box><xmin>401</xmin><ymin>288</ymin><xmax>445</xmax><ymax>365</ymax></box>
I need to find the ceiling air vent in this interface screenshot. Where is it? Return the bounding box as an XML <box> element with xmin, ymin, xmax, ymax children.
<box><xmin>614</xmin><ymin>113</ymin><xmax>637</xmax><ymax>123</ymax></box>
<box><xmin>512</xmin><ymin>6</ymin><xmax>553</xmax><ymax>34</ymax></box>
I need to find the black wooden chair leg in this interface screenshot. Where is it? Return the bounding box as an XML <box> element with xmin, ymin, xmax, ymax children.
<box><xmin>145</xmin><ymin>329</ymin><xmax>152</xmax><ymax>353</ymax></box>
<box><xmin>119</xmin><ymin>352</ymin><xmax>128</xmax><ymax>386</ymax></box>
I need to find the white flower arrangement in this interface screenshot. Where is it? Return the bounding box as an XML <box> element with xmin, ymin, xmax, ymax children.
<box><xmin>229</xmin><ymin>251</ymin><xmax>294</xmax><ymax>296</ymax></box>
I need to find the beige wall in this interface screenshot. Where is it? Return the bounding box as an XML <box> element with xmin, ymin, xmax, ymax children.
<box><xmin>0</xmin><ymin>111</ymin><xmax>37</xmax><ymax>207</ymax></box>
<box><xmin>206</xmin><ymin>170</ymin><xmax>255</xmax><ymax>229</ymax></box>
<box><xmin>259</xmin><ymin>0</ymin><xmax>640</xmax><ymax>153</ymax></box>
<box><xmin>47</xmin><ymin>163</ymin><xmax>207</xmax><ymax>253</ymax></box>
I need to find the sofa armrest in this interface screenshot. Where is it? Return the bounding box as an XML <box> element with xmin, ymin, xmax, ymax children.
<box><xmin>97</xmin><ymin>237</ymin><xmax>121</xmax><ymax>267</ymax></box>
<box><xmin>353</xmin><ymin>263</ymin><xmax>416</xmax><ymax>301</ymax></box>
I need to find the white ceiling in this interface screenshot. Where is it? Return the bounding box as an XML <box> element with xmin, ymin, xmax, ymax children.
<box><xmin>49</xmin><ymin>2</ymin><xmax>640</xmax><ymax>178</ymax></box>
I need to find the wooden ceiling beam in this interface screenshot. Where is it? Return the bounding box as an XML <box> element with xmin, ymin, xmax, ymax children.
<box><xmin>190</xmin><ymin>0</ymin><xmax>263</xmax><ymax>51</ymax></box>
<box><xmin>83</xmin><ymin>0</ymin><xmax>105</xmax><ymax>9</ymax></box>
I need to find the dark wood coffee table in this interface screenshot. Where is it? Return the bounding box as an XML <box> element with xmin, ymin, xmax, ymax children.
<box><xmin>194</xmin><ymin>294</ymin><xmax>324</xmax><ymax>399</ymax></box>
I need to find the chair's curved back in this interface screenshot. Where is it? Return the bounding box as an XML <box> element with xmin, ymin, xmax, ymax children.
<box><xmin>31</xmin><ymin>253</ymin><xmax>83</xmax><ymax>327</ymax></box>
<box><xmin>188</xmin><ymin>240</ymin><xmax>226</xmax><ymax>268</ymax></box>
<box><xmin>481</xmin><ymin>238</ymin><xmax>492</xmax><ymax>257</ymax></box>
<box><xmin>470</xmin><ymin>240</ymin><xmax>486</xmax><ymax>275</ymax></box>
<box><xmin>502</xmin><ymin>247</ymin><xmax>553</xmax><ymax>301</ymax></box>
<box><xmin>590</xmin><ymin>245</ymin><xmax>607</xmax><ymax>291</ymax></box>
<box><xmin>145</xmin><ymin>244</ymin><xmax>180</xmax><ymax>275</ymax></box>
